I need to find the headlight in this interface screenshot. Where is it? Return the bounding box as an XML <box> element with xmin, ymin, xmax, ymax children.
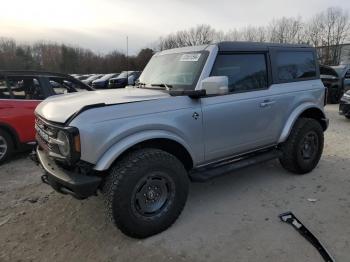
<box><xmin>57</xmin><ymin>131</ymin><xmax>70</xmax><ymax>157</ymax></box>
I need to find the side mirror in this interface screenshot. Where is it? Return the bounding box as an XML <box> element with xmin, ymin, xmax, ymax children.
<box><xmin>200</xmin><ymin>76</ymin><xmax>229</xmax><ymax>95</ymax></box>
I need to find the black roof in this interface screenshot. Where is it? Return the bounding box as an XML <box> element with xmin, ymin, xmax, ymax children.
<box><xmin>217</xmin><ymin>41</ymin><xmax>312</xmax><ymax>52</ymax></box>
<box><xmin>0</xmin><ymin>70</ymin><xmax>74</xmax><ymax>78</ymax></box>
<box><xmin>0</xmin><ymin>70</ymin><xmax>94</xmax><ymax>90</ymax></box>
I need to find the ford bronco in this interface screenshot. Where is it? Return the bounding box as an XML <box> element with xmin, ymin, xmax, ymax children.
<box><xmin>33</xmin><ymin>42</ymin><xmax>328</xmax><ymax>238</ymax></box>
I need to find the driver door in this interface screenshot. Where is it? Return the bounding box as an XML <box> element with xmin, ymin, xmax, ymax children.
<box><xmin>201</xmin><ymin>53</ymin><xmax>282</xmax><ymax>162</ymax></box>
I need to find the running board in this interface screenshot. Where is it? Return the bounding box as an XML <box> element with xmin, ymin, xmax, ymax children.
<box><xmin>189</xmin><ymin>149</ymin><xmax>282</xmax><ymax>182</ymax></box>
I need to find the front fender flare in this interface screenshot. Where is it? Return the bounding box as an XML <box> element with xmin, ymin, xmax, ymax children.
<box><xmin>278</xmin><ymin>103</ymin><xmax>326</xmax><ymax>143</ymax></box>
<box><xmin>93</xmin><ymin>130</ymin><xmax>195</xmax><ymax>171</ymax></box>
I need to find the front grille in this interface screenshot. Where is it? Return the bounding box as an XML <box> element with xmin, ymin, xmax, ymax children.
<box><xmin>35</xmin><ymin>117</ymin><xmax>60</xmax><ymax>155</ymax></box>
<box><xmin>35</xmin><ymin>116</ymin><xmax>81</xmax><ymax>166</ymax></box>
<box><xmin>35</xmin><ymin>118</ymin><xmax>57</xmax><ymax>136</ymax></box>
<box><xmin>36</xmin><ymin>133</ymin><xmax>53</xmax><ymax>151</ymax></box>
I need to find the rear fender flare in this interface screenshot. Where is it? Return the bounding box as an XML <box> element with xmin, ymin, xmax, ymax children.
<box><xmin>278</xmin><ymin>103</ymin><xmax>326</xmax><ymax>143</ymax></box>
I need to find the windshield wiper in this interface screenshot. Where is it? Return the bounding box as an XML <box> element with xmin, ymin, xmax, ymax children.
<box><xmin>151</xmin><ymin>83</ymin><xmax>173</xmax><ymax>90</ymax></box>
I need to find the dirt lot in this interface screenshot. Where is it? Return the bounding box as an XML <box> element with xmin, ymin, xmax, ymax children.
<box><xmin>0</xmin><ymin>104</ymin><xmax>349</xmax><ymax>262</ymax></box>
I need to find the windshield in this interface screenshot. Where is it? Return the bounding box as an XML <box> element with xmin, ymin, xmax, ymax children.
<box><xmin>84</xmin><ymin>75</ymin><xmax>101</xmax><ymax>81</ymax></box>
<box><xmin>138</xmin><ymin>51</ymin><xmax>208</xmax><ymax>90</ymax></box>
<box><xmin>98</xmin><ymin>73</ymin><xmax>118</xmax><ymax>81</ymax></box>
<box><xmin>117</xmin><ymin>71</ymin><xmax>133</xmax><ymax>79</ymax></box>
<box><xmin>49</xmin><ymin>77</ymin><xmax>93</xmax><ymax>94</ymax></box>
<box><xmin>332</xmin><ymin>66</ymin><xmax>346</xmax><ymax>76</ymax></box>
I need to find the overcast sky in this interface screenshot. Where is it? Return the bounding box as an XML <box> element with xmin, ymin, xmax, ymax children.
<box><xmin>0</xmin><ymin>0</ymin><xmax>349</xmax><ymax>54</ymax></box>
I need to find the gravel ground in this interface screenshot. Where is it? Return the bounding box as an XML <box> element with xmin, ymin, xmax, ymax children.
<box><xmin>0</xmin><ymin>104</ymin><xmax>349</xmax><ymax>262</ymax></box>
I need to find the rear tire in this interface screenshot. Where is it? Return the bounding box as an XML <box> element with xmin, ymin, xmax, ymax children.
<box><xmin>102</xmin><ymin>148</ymin><xmax>189</xmax><ymax>238</ymax></box>
<box><xmin>0</xmin><ymin>129</ymin><xmax>14</xmax><ymax>165</ymax></box>
<box><xmin>327</xmin><ymin>88</ymin><xmax>339</xmax><ymax>104</ymax></box>
<box><xmin>279</xmin><ymin>118</ymin><xmax>324</xmax><ymax>174</ymax></box>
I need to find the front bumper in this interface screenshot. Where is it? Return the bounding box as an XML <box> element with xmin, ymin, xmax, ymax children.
<box><xmin>339</xmin><ymin>100</ymin><xmax>350</xmax><ymax>116</ymax></box>
<box><xmin>34</xmin><ymin>147</ymin><xmax>101</xmax><ymax>199</ymax></box>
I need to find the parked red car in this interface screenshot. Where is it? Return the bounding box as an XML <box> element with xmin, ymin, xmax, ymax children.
<box><xmin>0</xmin><ymin>71</ymin><xmax>93</xmax><ymax>164</ymax></box>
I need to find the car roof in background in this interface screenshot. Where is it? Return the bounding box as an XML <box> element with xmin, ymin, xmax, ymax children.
<box><xmin>0</xmin><ymin>70</ymin><xmax>94</xmax><ymax>90</ymax></box>
<box><xmin>0</xmin><ymin>70</ymin><xmax>77</xmax><ymax>79</ymax></box>
<box><xmin>320</xmin><ymin>64</ymin><xmax>339</xmax><ymax>77</ymax></box>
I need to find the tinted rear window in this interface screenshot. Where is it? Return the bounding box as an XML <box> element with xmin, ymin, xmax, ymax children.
<box><xmin>345</xmin><ymin>69</ymin><xmax>350</xmax><ymax>79</ymax></box>
<box><xmin>277</xmin><ymin>51</ymin><xmax>316</xmax><ymax>81</ymax></box>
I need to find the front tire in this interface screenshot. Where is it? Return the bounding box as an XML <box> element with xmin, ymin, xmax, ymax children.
<box><xmin>279</xmin><ymin>118</ymin><xmax>324</xmax><ymax>174</ymax></box>
<box><xmin>0</xmin><ymin>129</ymin><xmax>14</xmax><ymax>165</ymax></box>
<box><xmin>102</xmin><ymin>148</ymin><xmax>189</xmax><ymax>238</ymax></box>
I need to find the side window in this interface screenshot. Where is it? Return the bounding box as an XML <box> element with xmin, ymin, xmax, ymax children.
<box><xmin>0</xmin><ymin>77</ymin><xmax>11</xmax><ymax>99</ymax></box>
<box><xmin>210</xmin><ymin>54</ymin><xmax>268</xmax><ymax>93</ymax></box>
<box><xmin>49</xmin><ymin>77</ymin><xmax>89</xmax><ymax>95</ymax></box>
<box><xmin>277</xmin><ymin>51</ymin><xmax>316</xmax><ymax>81</ymax></box>
<box><xmin>7</xmin><ymin>77</ymin><xmax>44</xmax><ymax>100</ymax></box>
<box><xmin>345</xmin><ymin>69</ymin><xmax>350</xmax><ymax>79</ymax></box>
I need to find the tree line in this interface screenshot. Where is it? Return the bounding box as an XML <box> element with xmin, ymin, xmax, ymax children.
<box><xmin>159</xmin><ymin>7</ymin><xmax>350</xmax><ymax>65</ymax></box>
<box><xmin>0</xmin><ymin>6</ymin><xmax>349</xmax><ymax>73</ymax></box>
<box><xmin>0</xmin><ymin>38</ymin><xmax>154</xmax><ymax>73</ymax></box>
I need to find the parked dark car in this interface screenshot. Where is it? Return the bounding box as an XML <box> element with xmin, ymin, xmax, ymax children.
<box><xmin>332</xmin><ymin>64</ymin><xmax>350</xmax><ymax>93</ymax></box>
<box><xmin>91</xmin><ymin>73</ymin><xmax>119</xmax><ymax>89</ymax></box>
<box><xmin>108</xmin><ymin>71</ymin><xmax>141</xmax><ymax>88</ymax></box>
<box><xmin>82</xmin><ymin>74</ymin><xmax>103</xmax><ymax>86</ymax></box>
<box><xmin>320</xmin><ymin>65</ymin><xmax>343</xmax><ymax>104</ymax></box>
<box><xmin>339</xmin><ymin>90</ymin><xmax>350</xmax><ymax>119</ymax></box>
<box><xmin>0</xmin><ymin>71</ymin><xmax>93</xmax><ymax>163</ymax></box>
<box><xmin>76</xmin><ymin>74</ymin><xmax>90</xmax><ymax>81</ymax></box>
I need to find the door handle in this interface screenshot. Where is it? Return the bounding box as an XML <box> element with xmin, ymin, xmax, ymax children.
<box><xmin>260</xmin><ymin>100</ymin><xmax>276</xmax><ymax>107</ymax></box>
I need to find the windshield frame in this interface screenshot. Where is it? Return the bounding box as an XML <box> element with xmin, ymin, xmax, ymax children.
<box><xmin>138</xmin><ymin>50</ymin><xmax>209</xmax><ymax>91</ymax></box>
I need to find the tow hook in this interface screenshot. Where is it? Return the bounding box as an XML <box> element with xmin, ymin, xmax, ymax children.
<box><xmin>279</xmin><ymin>211</ymin><xmax>335</xmax><ymax>262</ymax></box>
<box><xmin>29</xmin><ymin>150</ymin><xmax>39</xmax><ymax>165</ymax></box>
<box><xmin>41</xmin><ymin>174</ymin><xmax>49</xmax><ymax>185</ymax></box>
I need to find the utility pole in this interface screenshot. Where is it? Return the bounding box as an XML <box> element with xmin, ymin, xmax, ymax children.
<box><xmin>126</xmin><ymin>36</ymin><xmax>129</xmax><ymax>80</ymax></box>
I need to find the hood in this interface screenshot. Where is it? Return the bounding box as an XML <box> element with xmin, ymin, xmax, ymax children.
<box><xmin>35</xmin><ymin>88</ymin><xmax>170</xmax><ymax>123</ymax></box>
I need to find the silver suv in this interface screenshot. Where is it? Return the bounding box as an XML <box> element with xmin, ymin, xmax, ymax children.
<box><xmin>33</xmin><ymin>42</ymin><xmax>328</xmax><ymax>238</ymax></box>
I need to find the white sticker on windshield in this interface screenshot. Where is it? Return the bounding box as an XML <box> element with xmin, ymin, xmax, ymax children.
<box><xmin>180</xmin><ymin>53</ymin><xmax>201</xmax><ymax>62</ymax></box>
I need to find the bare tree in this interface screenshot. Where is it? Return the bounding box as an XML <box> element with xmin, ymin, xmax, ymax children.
<box><xmin>306</xmin><ymin>7</ymin><xmax>350</xmax><ymax>64</ymax></box>
<box><xmin>158</xmin><ymin>25</ymin><xmax>218</xmax><ymax>50</ymax></box>
<box><xmin>0</xmin><ymin>38</ymin><xmax>154</xmax><ymax>73</ymax></box>
<box><xmin>240</xmin><ymin>26</ymin><xmax>266</xmax><ymax>42</ymax></box>
<box><xmin>268</xmin><ymin>17</ymin><xmax>303</xmax><ymax>43</ymax></box>
<box><xmin>223</xmin><ymin>29</ymin><xmax>242</xmax><ymax>41</ymax></box>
